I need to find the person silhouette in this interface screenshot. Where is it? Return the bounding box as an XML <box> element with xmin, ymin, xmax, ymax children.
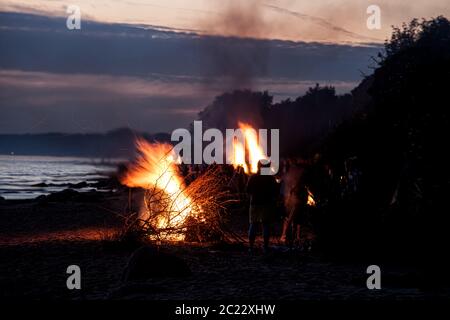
<box><xmin>246</xmin><ymin>160</ymin><xmax>278</xmax><ymax>253</ymax></box>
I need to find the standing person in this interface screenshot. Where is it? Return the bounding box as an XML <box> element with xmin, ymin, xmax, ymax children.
<box><xmin>281</xmin><ymin>185</ymin><xmax>296</xmax><ymax>247</ymax></box>
<box><xmin>280</xmin><ymin>163</ymin><xmax>304</xmax><ymax>246</ymax></box>
<box><xmin>246</xmin><ymin>160</ymin><xmax>278</xmax><ymax>253</ymax></box>
<box><xmin>290</xmin><ymin>184</ymin><xmax>309</xmax><ymax>249</ymax></box>
<box><xmin>281</xmin><ymin>183</ymin><xmax>308</xmax><ymax>249</ymax></box>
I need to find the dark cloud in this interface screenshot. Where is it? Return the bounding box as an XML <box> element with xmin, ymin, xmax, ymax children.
<box><xmin>0</xmin><ymin>12</ymin><xmax>379</xmax><ymax>79</ymax></box>
<box><xmin>0</xmin><ymin>12</ymin><xmax>381</xmax><ymax>134</ymax></box>
<box><xmin>0</xmin><ymin>70</ymin><xmax>209</xmax><ymax>133</ymax></box>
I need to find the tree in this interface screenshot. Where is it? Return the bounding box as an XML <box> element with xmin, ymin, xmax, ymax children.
<box><xmin>318</xmin><ymin>17</ymin><xmax>450</xmax><ymax>275</ymax></box>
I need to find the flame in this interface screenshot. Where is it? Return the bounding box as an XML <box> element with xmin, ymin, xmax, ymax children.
<box><xmin>307</xmin><ymin>188</ymin><xmax>316</xmax><ymax>206</ymax></box>
<box><xmin>230</xmin><ymin>122</ymin><xmax>268</xmax><ymax>174</ymax></box>
<box><xmin>231</xmin><ymin>137</ymin><xmax>249</xmax><ymax>173</ymax></box>
<box><xmin>120</xmin><ymin>138</ymin><xmax>195</xmax><ymax>240</ymax></box>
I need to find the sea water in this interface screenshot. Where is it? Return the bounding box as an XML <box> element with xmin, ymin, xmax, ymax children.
<box><xmin>0</xmin><ymin>155</ymin><xmax>120</xmax><ymax>200</ymax></box>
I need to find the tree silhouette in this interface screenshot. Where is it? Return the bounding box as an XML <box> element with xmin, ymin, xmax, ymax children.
<box><xmin>317</xmin><ymin>17</ymin><xmax>450</xmax><ymax>280</ymax></box>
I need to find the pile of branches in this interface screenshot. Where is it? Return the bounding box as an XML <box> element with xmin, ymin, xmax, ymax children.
<box><xmin>123</xmin><ymin>165</ymin><xmax>242</xmax><ymax>243</ymax></box>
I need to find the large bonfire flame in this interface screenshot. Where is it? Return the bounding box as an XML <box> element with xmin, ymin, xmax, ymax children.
<box><xmin>230</xmin><ymin>121</ymin><xmax>268</xmax><ymax>174</ymax></box>
<box><xmin>120</xmin><ymin>138</ymin><xmax>198</xmax><ymax>240</ymax></box>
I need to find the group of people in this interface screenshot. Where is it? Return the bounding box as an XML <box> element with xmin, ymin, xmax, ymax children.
<box><xmin>245</xmin><ymin>156</ymin><xmax>362</xmax><ymax>253</ymax></box>
<box><xmin>178</xmin><ymin>156</ymin><xmax>362</xmax><ymax>253</ymax></box>
<box><xmin>246</xmin><ymin>160</ymin><xmax>313</xmax><ymax>253</ymax></box>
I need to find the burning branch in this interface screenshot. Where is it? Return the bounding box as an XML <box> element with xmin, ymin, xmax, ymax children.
<box><xmin>120</xmin><ymin>138</ymin><xmax>239</xmax><ymax>242</ymax></box>
<box><xmin>140</xmin><ymin>165</ymin><xmax>237</xmax><ymax>242</ymax></box>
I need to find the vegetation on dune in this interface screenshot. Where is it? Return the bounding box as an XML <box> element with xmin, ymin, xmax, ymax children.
<box><xmin>311</xmin><ymin>17</ymin><xmax>450</xmax><ymax>278</ymax></box>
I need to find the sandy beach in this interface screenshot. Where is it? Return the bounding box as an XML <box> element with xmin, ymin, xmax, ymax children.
<box><xmin>1</xmin><ymin>183</ymin><xmax>448</xmax><ymax>301</ymax></box>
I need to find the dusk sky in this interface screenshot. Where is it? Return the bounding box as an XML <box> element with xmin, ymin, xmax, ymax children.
<box><xmin>2</xmin><ymin>0</ymin><xmax>449</xmax><ymax>42</ymax></box>
<box><xmin>1</xmin><ymin>0</ymin><xmax>448</xmax><ymax>134</ymax></box>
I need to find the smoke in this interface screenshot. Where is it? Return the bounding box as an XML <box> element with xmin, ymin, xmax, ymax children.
<box><xmin>193</xmin><ymin>0</ymin><xmax>357</xmax><ymax>148</ymax></box>
<box><xmin>198</xmin><ymin>0</ymin><xmax>270</xmax><ymax>90</ymax></box>
<box><xmin>201</xmin><ymin>0</ymin><xmax>269</xmax><ymax>39</ymax></box>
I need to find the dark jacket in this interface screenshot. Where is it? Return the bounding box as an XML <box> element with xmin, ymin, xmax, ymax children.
<box><xmin>246</xmin><ymin>174</ymin><xmax>278</xmax><ymax>205</ymax></box>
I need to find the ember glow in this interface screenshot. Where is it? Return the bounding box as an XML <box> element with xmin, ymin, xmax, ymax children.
<box><xmin>120</xmin><ymin>138</ymin><xmax>197</xmax><ymax>239</ymax></box>
<box><xmin>230</xmin><ymin>122</ymin><xmax>268</xmax><ymax>174</ymax></box>
<box><xmin>307</xmin><ymin>188</ymin><xmax>316</xmax><ymax>207</ymax></box>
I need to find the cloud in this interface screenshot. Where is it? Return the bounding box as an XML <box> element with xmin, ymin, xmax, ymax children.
<box><xmin>0</xmin><ymin>12</ymin><xmax>378</xmax><ymax>134</ymax></box>
<box><xmin>0</xmin><ymin>69</ymin><xmax>358</xmax><ymax>134</ymax></box>
<box><xmin>2</xmin><ymin>0</ymin><xmax>449</xmax><ymax>43</ymax></box>
<box><xmin>0</xmin><ymin>70</ymin><xmax>210</xmax><ymax>133</ymax></box>
<box><xmin>0</xmin><ymin>12</ymin><xmax>380</xmax><ymax>80</ymax></box>
<box><xmin>264</xmin><ymin>4</ymin><xmax>382</xmax><ymax>43</ymax></box>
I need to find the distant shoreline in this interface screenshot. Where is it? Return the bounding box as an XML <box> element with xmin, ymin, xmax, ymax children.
<box><xmin>0</xmin><ymin>129</ymin><xmax>170</xmax><ymax>158</ymax></box>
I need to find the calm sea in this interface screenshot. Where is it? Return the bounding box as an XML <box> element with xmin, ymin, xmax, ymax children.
<box><xmin>0</xmin><ymin>155</ymin><xmax>121</xmax><ymax>200</ymax></box>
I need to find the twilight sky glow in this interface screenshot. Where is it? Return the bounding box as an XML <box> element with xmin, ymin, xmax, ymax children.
<box><xmin>0</xmin><ymin>1</ymin><xmax>448</xmax><ymax>133</ymax></box>
<box><xmin>2</xmin><ymin>0</ymin><xmax>449</xmax><ymax>43</ymax></box>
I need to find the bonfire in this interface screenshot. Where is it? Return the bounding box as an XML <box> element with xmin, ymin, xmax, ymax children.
<box><xmin>120</xmin><ymin>138</ymin><xmax>237</xmax><ymax>242</ymax></box>
<box><xmin>229</xmin><ymin>122</ymin><xmax>269</xmax><ymax>174</ymax></box>
<box><xmin>120</xmin><ymin>122</ymin><xmax>272</xmax><ymax>242</ymax></box>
